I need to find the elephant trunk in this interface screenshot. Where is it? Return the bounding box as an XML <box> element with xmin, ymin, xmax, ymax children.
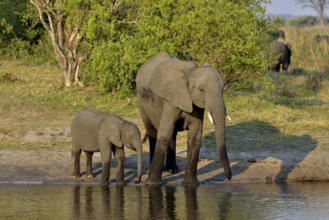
<box><xmin>208</xmin><ymin>95</ymin><xmax>232</xmax><ymax>180</ymax></box>
<box><xmin>135</xmin><ymin>145</ymin><xmax>143</xmax><ymax>183</ymax></box>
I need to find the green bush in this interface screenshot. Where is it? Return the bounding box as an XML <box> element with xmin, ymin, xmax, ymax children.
<box><xmin>1</xmin><ymin>0</ymin><xmax>276</xmax><ymax>95</ymax></box>
<box><xmin>85</xmin><ymin>0</ymin><xmax>275</xmax><ymax>94</ymax></box>
<box><xmin>87</xmin><ymin>39</ymin><xmax>141</xmax><ymax>96</ymax></box>
<box><xmin>0</xmin><ymin>0</ymin><xmax>50</xmax><ymax>63</ymax></box>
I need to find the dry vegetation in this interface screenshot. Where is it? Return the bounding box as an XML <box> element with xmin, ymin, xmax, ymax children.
<box><xmin>284</xmin><ymin>26</ymin><xmax>329</xmax><ymax>72</ymax></box>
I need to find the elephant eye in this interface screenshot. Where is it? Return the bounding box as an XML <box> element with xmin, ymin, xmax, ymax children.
<box><xmin>199</xmin><ymin>88</ymin><xmax>204</xmax><ymax>92</ymax></box>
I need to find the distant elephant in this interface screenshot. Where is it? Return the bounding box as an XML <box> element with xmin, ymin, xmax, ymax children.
<box><xmin>71</xmin><ymin>107</ymin><xmax>143</xmax><ymax>186</ymax></box>
<box><xmin>314</xmin><ymin>34</ymin><xmax>329</xmax><ymax>43</ymax></box>
<box><xmin>269</xmin><ymin>41</ymin><xmax>292</xmax><ymax>72</ymax></box>
<box><xmin>136</xmin><ymin>52</ymin><xmax>232</xmax><ymax>186</ymax></box>
<box><xmin>267</xmin><ymin>29</ymin><xmax>285</xmax><ymax>41</ymax></box>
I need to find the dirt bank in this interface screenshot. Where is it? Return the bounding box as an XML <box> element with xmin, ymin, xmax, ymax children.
<box><xmin>1</xmin><ymin>134</ymin><xmax>329</xmax><ymax>186</ymax></box>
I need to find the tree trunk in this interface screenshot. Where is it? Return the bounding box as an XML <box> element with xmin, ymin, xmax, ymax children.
<box><xmin>319</xmin><ymin>14</ymin><xmax>325</xmax><ymax>27</ymax></box>
<box><xmin>30</xmin><ymin>0</ymin><xmax>85</xmax><ymax>87</ymax></box>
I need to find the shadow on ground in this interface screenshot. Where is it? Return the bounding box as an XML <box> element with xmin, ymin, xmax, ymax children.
<box><xmin>197</xmin><ymin>120</ymin><xmax>318</xmax><ymax>183</ymax></box>
<box><xmin>87</xmin><ymin>120</ymin><xmax>318</xmax><ymax>185</ymax></box>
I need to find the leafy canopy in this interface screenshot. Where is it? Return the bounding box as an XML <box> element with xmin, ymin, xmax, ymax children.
<box><xmin>87</xmin><ymin>0</ymin><xmax>275</xmax><ymax>94</ymax></box>
<box><xmin>0</xmin><ymin>0</ymin><xmax>276</xmax><ymax>94</ymax></box>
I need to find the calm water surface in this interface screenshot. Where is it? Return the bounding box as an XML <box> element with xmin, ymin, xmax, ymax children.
<box><xmin>1</xmin><ymin>183</ymin><xmax>329</xmax><ymax>219</ymax></box>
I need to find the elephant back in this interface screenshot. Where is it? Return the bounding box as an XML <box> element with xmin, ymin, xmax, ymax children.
<box><xmin>136</xmin><ymin>52</ymin><xmax>172</xmax><ymax>88</ymax></box>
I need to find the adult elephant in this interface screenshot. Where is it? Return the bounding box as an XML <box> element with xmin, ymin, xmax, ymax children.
<box><xmin>136</xmin><ymin>52</ymin><xmax>232</xmax><ymax>186</ymax></box>
<box><xmin>269</xmin><ymin>41</ymin><xmax>292</xmax><ymax>72</ymax></box>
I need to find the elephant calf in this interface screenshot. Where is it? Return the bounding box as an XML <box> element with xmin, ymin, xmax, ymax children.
<box><xmin>71</xmin><ymin>107</ymin><xmax>143</xmax><ymax>186</ymax></box>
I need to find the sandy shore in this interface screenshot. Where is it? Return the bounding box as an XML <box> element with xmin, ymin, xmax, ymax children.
<box><xmin>1</xmin><ymin>136</ymin><xmax>329</xmax><ymax>186</ymax></box>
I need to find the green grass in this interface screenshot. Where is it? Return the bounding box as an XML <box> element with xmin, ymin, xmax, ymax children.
<box><xmin>1</xmin><ymin>40</ymin><xmax>329</xmax><ymax>152</ymax></box>
<box><xmin>0</xmin><ymin>60</ymin><xmax>140</xmax><ymax>149</ymax></box>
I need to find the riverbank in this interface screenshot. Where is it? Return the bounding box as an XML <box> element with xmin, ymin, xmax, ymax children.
<box><xmin>1</xmin><ymin>133</ymin><xmax>329</xmax><ymax>186</ymax></box>
<box><xmin>1</xmin><ymin>60</ymin><xmax>329</xmax><ymax>185</ymax></box>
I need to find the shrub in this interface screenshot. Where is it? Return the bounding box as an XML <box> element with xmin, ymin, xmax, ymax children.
<box><xmin>86</xmin><ymin>0</ymin><xmax>276</xmax><ymax>94</ymax></box>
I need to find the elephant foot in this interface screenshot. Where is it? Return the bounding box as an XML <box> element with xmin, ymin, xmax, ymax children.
<box><xmin>86</xmin><ymin>174</ymin><xmax>94</xmax><ymax>179</ymax></box>
<box><xmin>181</xmin><ymin>177</ymin><xmax>200</xmax><ymax>187</ymax></box>
<box><xmin>145</xmin><ymin>181</ymin><xmax>162</xmax><ymax>187</ymax></box>
<box><xmin>163</xmin><ymin>163</ymin><xmax>179</xmax><ymax>174</ymax></box>
<box><xmin>225</xmin><ymin>170</ymin><xmax>232</xmax><ymax>180</ymax></box>
<box><xmin>100</xmin><ymin>180</ymin><xmax>109</xmax><ymax>186</ymax></box>
<box><xmin>116</xmin><ymin>181</ymin><xmax>126</xmax><ymax>186</ymax></box>
<box><xmin>134</xmin><ymin>177</ymin><xmax>142</xmax><ymax>184</ymax></box>
<box><xmin>72</xmin><ymin>174</ymin><xmax>80</xmax><ymax>179</ymax></box>
<box><xmin>145</xmin><ymin>176</ymin><xmax>162</xmax><ymax>187</ymax></box>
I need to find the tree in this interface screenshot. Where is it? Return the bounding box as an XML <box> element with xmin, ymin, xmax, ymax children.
<box><xmin>295</xmin><ymin>0</ymin><xmax>329</xmax><ymax>26</ymax></box>
<box><xmin>29</xmin><ymin>0</ymin><xmax>134</xmax><ymax>88</ymax></box>
<box><xmin>30</xmin><ymin>0</ymin><xmax>85</xmax><ymax>87</ymax></box>
<box><xmin>0</xmin><ymin>1</ymin><xmax>48</xmax><ymax>60</ymax></box>
<box><xmin>27</xmin><ymin>0</ymin><xmax>275</xmax><ymax>93</ymax></box>
<box><xmin>118</xmin><ymin>0</ymin><xmax>274</xmax><ymax>90</ymax></box>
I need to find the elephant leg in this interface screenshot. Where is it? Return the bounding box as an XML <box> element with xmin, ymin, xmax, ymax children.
<box><xmin>149</xmin><ymin>135</ymin><xmax>157</xmax><ymax>164</ymax></box>
<box><xmin>146</xmin><ymin>105</ymin><xmax>179</xmax><ymax>186</ymax></box>
<box><xmin>145</xmin><ymin>135</ymin><xmax>157</xmax><ymax>174</ymax></box>
<box><xmin>282</xmin><ymin>64</ymin><xmax>287</xmax><ymax>71</ymax></box>
<box><xmin>113</xmin><ymin>146</ymin><xmax>125</xmax><ymax>186</ymax></box>
<box><xmin>182</xmin><ymin>120</ymin><xmax>202</xmax><ymax>186</ymax></box>
<box><xmin>275</xmin><ymin>62</ymin><xmax>281</xmax><ymax>72</ymax></box>
<box><xmin>138</xmin><ymin>103</ymin><xmax>157</xmax><ymax>165</ymax></box>
<box><xmin>164</xmin><ymin>130</ymin><xmax>178</xmax><ymax>173</ymax></box>
<box><xmin>100</xmin><ymin>147</ymin><xmax>112</xmax><ymax>185</ymax></box>
<box><xmin>85</xmin><ymin>151</ymin><xmax>94</xmax><ymax>179</ymax></box>
<box><xmin>282</xmin><ymin>61</ymin><xmax>289</xmax><ymax>71</ymax></box>
<box><xmin>72</xmin><ymin>149</ymin><xmax>81</xmax><ymax>178</ymax></box>
<box><xmin>147</xmin><ymin>140</ymin><xmax>168</xmax><ymax>185</ymax></box>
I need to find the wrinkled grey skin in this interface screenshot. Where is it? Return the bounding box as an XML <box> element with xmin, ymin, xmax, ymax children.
<box><xmin>136</xmin><ymin>52</ymin><xmax>232</xmax><ymax>186</ymax></box>
<box><xmin>269</xmin><ymin>41</ymin><xmax>292</xmax><ymax>72</ymax></box>
<box><xmin>71</xmin><ymin>107</ymin><xmax>143</xmax><ymax>186</ymax></box>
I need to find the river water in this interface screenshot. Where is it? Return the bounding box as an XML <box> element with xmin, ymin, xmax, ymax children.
<box><xmin>1</xmin><ymin>183</ymin><xmax>329</xmax><ymax>219</ymax></box>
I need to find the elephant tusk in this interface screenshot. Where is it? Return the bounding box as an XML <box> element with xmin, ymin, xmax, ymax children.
<box><xmin>207</xmin><ymin>111</ymin><xmax>214</xmax><ymax>124</ymax></box>
<box><xmin>208</xmin><ymin>111</ymin><xmax>231</xmax><ymax>123</ymax></box>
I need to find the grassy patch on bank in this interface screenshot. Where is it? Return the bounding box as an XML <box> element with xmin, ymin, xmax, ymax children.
<box><xmin>0</xmin><ymin>60</ymin><xmax>139</xmax><ymax>149</ymax></box>
<box><xmin>1</xmin><ymin>39</ymin><xmax>329</xmax><ymax>151</ymax></box>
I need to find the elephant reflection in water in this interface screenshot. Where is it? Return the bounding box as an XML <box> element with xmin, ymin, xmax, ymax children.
<box><xmin>72</xmin><ymin>186</ymin><xmax>232</xmax><ymax>219</ymax></box>
<box><xmin>148</xmin><ymin>187</ymin><xmax>179</xmax><ymax>219</ymax></box>
<box><xmin>72</xmin><ymin>186</ymin><xmax>126</xmax><ymax>219</ymax></box>
<box><xmin>147</xmin><ymin>186</ymin><xmax>232</xmax><ymax>219</ymax></box>
<box><xmin>184</xmin><ymin>187</ymin><xmax>201</xmax><ymax>220</ymax></box>
<box><xmin>72</xmin><ymin>186</ymin><xmax>97</xmax><ymax>219</ymax></box>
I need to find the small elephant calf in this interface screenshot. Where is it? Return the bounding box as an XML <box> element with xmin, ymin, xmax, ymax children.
<box><xmin>71</xmin><ymin>107</ymin><xmax>143</xmax><ymax>185</ymax></box>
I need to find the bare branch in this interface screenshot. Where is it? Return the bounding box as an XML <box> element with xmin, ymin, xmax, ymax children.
<box><xmin>30</xmin><ymin>0</ymin><xmax>51</xmax><ymax>32</ymax></box>
<box><xmin>30</xmin><ymin>0</ymin><xmax>86</xmax><ymax>87</ymax></box>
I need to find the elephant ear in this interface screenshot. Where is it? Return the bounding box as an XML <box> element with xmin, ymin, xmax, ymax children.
<box><xmin>107</xmin><ymin>123</ymin><xmax>123</xmax><ymax>148</ymax></box>
<box><xmin>150</xmin><ymin>60</ymin><xmax>194</xmax><ymax>113</ymax></box>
